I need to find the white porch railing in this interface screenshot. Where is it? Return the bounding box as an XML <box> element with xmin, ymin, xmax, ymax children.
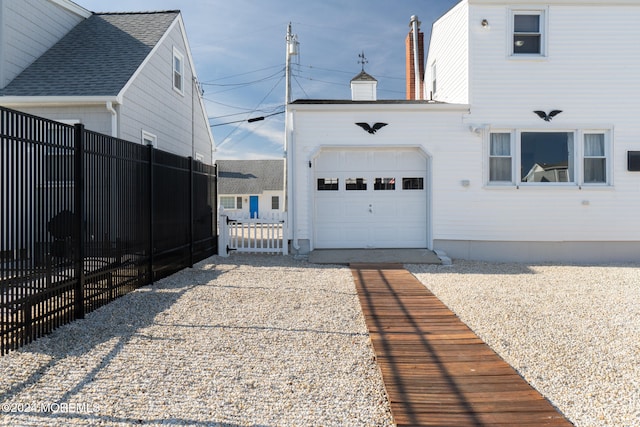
<box><xmin>218</xmin><ymin>207</ymin><xmax>288</xmax><ymax>256</ymax></box>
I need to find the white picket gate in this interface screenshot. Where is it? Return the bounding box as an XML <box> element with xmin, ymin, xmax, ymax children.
<box><xmin>218</xmin><ymin>208</ymin><xmax>288</xmax><ymax>256</ymax></box>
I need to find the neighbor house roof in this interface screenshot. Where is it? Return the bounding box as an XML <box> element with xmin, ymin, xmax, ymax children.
<box><xmin>0</xmin><ymin>11</ymin><xmax>179</xmax><ymax>97</ymax></box>
<box><xmin>217</xmin><ymin>160</ymin><xmax>284</xmax><ymax>195</ymax></box>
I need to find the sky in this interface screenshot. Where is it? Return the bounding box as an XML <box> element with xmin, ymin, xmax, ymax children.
<box><xmin>77</xmin><ymin>0</ymin><xmax>461</xmax><ymax>160</ymax></box>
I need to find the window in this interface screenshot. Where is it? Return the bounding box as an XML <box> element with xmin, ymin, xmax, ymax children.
<box><xmin>374</xmin><ymin>178</ymin><xmax>395</xmax><ymax>190</ymax></box>
<box><xmin>346</xmin><ymin>178</ymin><xmax>367</xmax><ymax>190</ymax></box>
<box><xmin>142</xmin><ymin>130</ymin><xmax>157</xmax><ymax>147</ymax></box>
<box><xmin>271</xmin><ymin>196</ymin><xmax>279</xmax><ymax>210</ymax></box>
<box><xmin>220</xmin><ymin>197</ymin><xmax>235</xmax><ymax>209</ymax></box>
<box><xmin>584</xmin><ymin>134</ymin><xmax>606</xmax><ymax>183</ymax></box>
<box><xmin>220</xmin><ymin>196</ymin><xmax>243</xmax><ymax>209</ymax></box>
<box><xmin>173</xmin><ymin>48</ymin><xmax>184</xmax><ymax>94</ymax></box>
<box><xmin>317</xmin><ymin>178</ymin><xmax>338</xmax><ymax>191</ymax></box>
<box><xmin>489</xmin><ymin>133</ymin><xmax>512</xmax><ymax>182</ymax></box>
<box><xmin>512</xmin><ymin>11</ymin><xmax>544</xmax><ymax>55</ymax></box>
<box><xmin>521</xmin><ymin>132</ymin><xmax>573</xmax><ymax>183</ymax></box>
<box><xmin>488</xmin><ymin>131</ymin><xmax>610</xmax><ymax>186</ymax></box>
<box><xmin>402</xmin><ymin>178</ymin><xmax>424</xmax><ymax>190</ymax></box>
<box><xmin>46</xmin><ymin>120</ymin><xmax>78</xmax><ymax>185</ymax></box>
<box><xmin>46</xmin><ymin>151</ymin><xmax>74</xmax><ymax>184</ymax></box>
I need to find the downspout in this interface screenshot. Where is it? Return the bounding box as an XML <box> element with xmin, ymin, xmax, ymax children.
<box><xmin>287</xmin><ymin>110</ymin><xmax>300</xmax><ymax>251</ymax></box>
<box><xmin>106</xmin><ymin>101</ymin><xmax>118</xmax><ymax>137</ymax></box>
<box><xmin>411</xmin><ymin>15</ymin><xmax>422</xmax><ymax>100</ymax></box>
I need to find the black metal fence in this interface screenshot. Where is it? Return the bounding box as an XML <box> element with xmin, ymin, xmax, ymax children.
<box><xmin>1</xmin><ymin>106</ymin><xmax>217</xmax><ymax>355</ymax></box>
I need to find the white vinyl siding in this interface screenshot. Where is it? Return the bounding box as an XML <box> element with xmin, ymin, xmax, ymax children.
<box><xmin>425</xmin><ymin>1</ymin><xmax>468</xmax><ymax>103</ymax></box>
<box><xmin>119</xmin><ymin>21</ymin><xmax>213</xmax><ymax>163</ymax></box>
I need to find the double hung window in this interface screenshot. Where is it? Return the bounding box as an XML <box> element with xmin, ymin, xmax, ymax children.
<box><xmin>512</xmin><ymin>10</ymin><xmax>545</xmax><ymax>56</ymax></box>
<box><xmin>173</xmin><ymin>47</ymin><xmax>184</xmax><ymax>94</ymax></box>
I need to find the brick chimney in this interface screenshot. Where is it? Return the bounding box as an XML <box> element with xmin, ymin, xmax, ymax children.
<box><xmin>406</xmin><ymin>15</ymin><xmax>424</xmax><ymax>100</ymax></box>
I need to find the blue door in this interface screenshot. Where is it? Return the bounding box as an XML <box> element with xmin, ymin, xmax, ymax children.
<box><xmin>249</xmin><ymin>196</ymin><xmax>259</xmax><ymax>218</ymax></box>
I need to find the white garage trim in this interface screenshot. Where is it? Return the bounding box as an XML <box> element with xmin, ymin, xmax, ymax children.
<box><xmin>311</xmin><ymin>146</ymin><xmax>431</xmax><ymax>250</ymax></box>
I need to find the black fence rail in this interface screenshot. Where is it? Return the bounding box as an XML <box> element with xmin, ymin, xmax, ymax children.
<box><xmin>1</xmin><ymin>106</ymin><xmax>217</xmax><ymax>355</ymax></box>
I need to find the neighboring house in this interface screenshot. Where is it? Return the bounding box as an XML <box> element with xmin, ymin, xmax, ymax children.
<box><xmin>217</xmin><ymin>160</ymin><xmax>285</xmax><ymax>219</ymax></box>
<box><xmin>0</xmin><ymin>0</ymin><xmax>214</xmax><ymax>163</ymax></box>
<box><xmin>287</xmin><ymin>0</ymin><xmax>640</xmax><ymax>263</ymax></box>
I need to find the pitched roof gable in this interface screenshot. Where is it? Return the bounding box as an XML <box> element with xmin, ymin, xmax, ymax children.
<box><xmin>0</xmin><ymin>11</ymin><xmax>179</xmax><ymax>97</ymax></box>
<box><xmin>217</xmin><ymin>160</ymin><xmax>284</xmax><ymax>195</ymax></box>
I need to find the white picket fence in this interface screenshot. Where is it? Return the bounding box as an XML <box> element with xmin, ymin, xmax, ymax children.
<box><xmin>218</xmin><ymin>208</ymin><xmax>288</xmax><ymax>256</ymax></box>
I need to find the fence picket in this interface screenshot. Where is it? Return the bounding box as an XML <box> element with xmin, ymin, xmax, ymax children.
<box><xmin>218</xmin><ymin>208</ymin><xmax>287</xmax><ymax>256</ymax></box>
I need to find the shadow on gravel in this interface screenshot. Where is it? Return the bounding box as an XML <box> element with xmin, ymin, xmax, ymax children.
<box><xmin>0</xmin><ymin>253</ymin><xmax>363</xmax><ymax>426</ymax></box>
<box><xmin>0</xmin><ymin>257</ymin><xmax>229</xmax><ymax>425</ymax></box>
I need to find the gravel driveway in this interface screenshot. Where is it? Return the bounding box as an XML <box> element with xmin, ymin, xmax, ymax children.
<box><xmin>1</xmin><ymin>255</ymin><xmax>638</xmax><ymax>427</ymax></box>
<box><xmin>0</xmin><ymin>254</ymin><xmax>393</xmax><ymax>426</ymax></box>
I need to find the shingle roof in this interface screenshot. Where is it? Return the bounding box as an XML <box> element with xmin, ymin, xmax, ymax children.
<box><xmin>0</xmin><ymin>11</ymin><xmax>179</xmax><ymax>97</ymax></box>
<box><xmin>217</xmin><ymin>160</ymin><xmax>284</xmax><ymax>195</ymax></box>
<box><xmin>351</xmin><ymin>70</ymin><xmax>377</xmax><ymax>82</ymax></box>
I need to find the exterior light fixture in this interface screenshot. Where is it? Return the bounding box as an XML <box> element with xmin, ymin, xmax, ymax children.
<box><xmin>481</xmin><ymin>19</ymin><xmax>489</xmax><ymax>28</ymax></box>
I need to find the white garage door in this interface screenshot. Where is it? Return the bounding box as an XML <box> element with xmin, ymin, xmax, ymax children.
<box><xmin>313</xmin><ymin>148</ymin><xmax>428</xmax><ymax>249</ymax></box>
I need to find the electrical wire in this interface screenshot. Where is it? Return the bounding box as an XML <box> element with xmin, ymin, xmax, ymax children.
<box><xmin>209</xmin><ymin>110</ymin><xmax>284</xmax><ymax>127</ymax></box>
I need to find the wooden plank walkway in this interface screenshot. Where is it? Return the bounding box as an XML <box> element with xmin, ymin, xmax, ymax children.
<box><xmin>351</xmin><ymin>264</ymin><xmax>573</xmax><ymax>427</ymax></box>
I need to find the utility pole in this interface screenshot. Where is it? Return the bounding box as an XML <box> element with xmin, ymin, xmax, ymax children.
<box><xmin>285</xmin><ymin>22</ymin><xmax>298</xmax><ymax>106</ymax></box>
<box><xmin>284</xmin><ymin>23</ymin><xmax>298</xmax><ymax>250</ymax></box>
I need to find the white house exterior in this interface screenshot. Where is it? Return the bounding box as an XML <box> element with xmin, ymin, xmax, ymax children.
<box><xmin>0</xmin><ymin>0</ymin><xmax>214</xmax><ymax>164</ymax></box>
<box><xmin>217</xmin><ymin>160</ymin><xmax>285</xmax><ymax>219</ymax></box>
<box><xmin>288</xmin><ymin>0</ymin><xmax>640</xmax><ymax>263</ymax></box>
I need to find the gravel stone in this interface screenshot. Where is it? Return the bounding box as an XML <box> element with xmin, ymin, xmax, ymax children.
<box><xmin>0</xmin><ymin>254</ymin><xmax>393</xmax><ymax>426</ymax></box>
<box><xmin>407</xmin><ymin>261</ymin><xmax>640</xmax><ymax>427</ymax></box>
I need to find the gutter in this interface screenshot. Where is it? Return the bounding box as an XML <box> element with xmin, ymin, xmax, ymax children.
<box><xmin>105</xmin><ymin>101</ymin><xmax>118</xmax><ymax>137</ymax></box>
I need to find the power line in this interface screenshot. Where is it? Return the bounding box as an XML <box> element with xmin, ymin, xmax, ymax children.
<box><xmin>201</xmin><ymin>68</ymin><xmax>284</xmax><ymax>87</ymax></box>
<box><xmin>201</xmin><ymin>64</ymin><xmax>283</xmax><ymax>83</ymax></box>
<box><xmin>209</xmin><ymin>110</ymin><xmax>284</xmax><ymax>127</ymax></box>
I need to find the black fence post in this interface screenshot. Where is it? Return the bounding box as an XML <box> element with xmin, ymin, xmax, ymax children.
<box><xmin>148</xmin><ymin>144</ymin><xmax>154</xmax><ymax>284</ymax></box>
<box><xmin>73</xmin><ymin>123</ymin><xmax>85</xmax><ymax>319</ymax></box>
<box><xmin>189</xmin><ymin>157</ymin><xmax>194</xmax><ymax>268</ymax></box>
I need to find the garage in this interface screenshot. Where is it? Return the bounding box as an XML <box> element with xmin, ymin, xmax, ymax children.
<box><xmin>313</xmin><ymin>147</ymin><xmax>428</xmax><ymax>249</ymax></box>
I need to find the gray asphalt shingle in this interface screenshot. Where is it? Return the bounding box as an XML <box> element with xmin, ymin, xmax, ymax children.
<box><xmin>217</xmin><ymin>160</ymin><xmax>284</xmax><ymax>195</ymax></box>
<box><xmin>1</xmin><ymin>11</ymin><xmax>179</xmax><ymax>97</ymax></box>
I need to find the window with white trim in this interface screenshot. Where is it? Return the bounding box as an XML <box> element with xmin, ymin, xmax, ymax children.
<box><xmin>173</xmin><ymin>47</ymin><xmax>184</xmax><ymax>94</ymax></box>
<box><xmin>271</xmin><ymin>196</ymin><xmax>279</xmax><ymax>210</ymax></box>
<box><xmin>46</xmin><ymin>120</ymin><xmax>79</xmax><ymax>185</ymax></box>
<box><xmin>489</xmin><ymin>133</ymin><xmax>513</xmax><ymax>182</ymax></box>
<box><xmin>488</xmin><ymin>130</ymin><xmax>610</xmax><ymax>186</ymax></box>
<box><xmin>512</xmin><ymin>11</ymin><xmax>545</xmax><ymax>56</ymax></box>
<box><xmin>220</xmin><ymin>196</ymin><xmax>243</xmax><ymax>209</ymax></box>
<box><xmin>584</xmin><ymin>133</ymin><xmax>607</xmax><ymax>183</ymax></box>
<box><xmin>142</xmin><ymin>130</ymin><xmax>157</xmax><ymax>147</ymax></box>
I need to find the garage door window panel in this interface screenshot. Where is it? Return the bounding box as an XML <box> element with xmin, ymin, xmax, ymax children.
<box><xmin>346</xmin><ymin>178</ymin><xmax>367</xmax><ymax>190</ymax></box>
<box><xmin>374</xmin><ymin>178</ymin><xmax>396</xmax><ymax>190</ymax></box>
<box><xmin>402</xmin><ymin>177</ymin><xmax>424</xmax><ymax>190</ymax></box>
<box><xmin>317</xmin><ymin>178</ymin><xmax>339</xmax><ymax>191</ymax></box>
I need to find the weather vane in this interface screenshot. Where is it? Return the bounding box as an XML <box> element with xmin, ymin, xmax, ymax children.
<box><xmin>358</xmin><ymin>51</ymin><xmax>368</xmax><ymax>71</ymax></box>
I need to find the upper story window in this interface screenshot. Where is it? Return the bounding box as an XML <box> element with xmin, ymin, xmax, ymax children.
<box><xmin>488</xmin><ymin>130</ymin><xmax>610</xmax><ymax>186</ymax></box>
<box><xmin>173</xmin><ymin>47</ymin><xmax>184</xmax><ymax>94</ymax></box>
<box><xmin>512</xmin><ymin>11</ymin><xmax>545</xmax><ymax>56</ymax></box>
